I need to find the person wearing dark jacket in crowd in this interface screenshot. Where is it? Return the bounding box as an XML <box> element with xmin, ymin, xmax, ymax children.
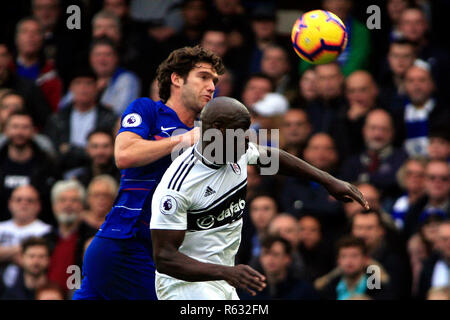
<box><xmin>0</xmin><ymin>111</ymin><xmax>57</xmax><ymax>223</ymax></box>
<box><xmin>240</xmin><ymin>236</ymin><xmax>318</xmax><ymax>300</ymax></box>
<box><xmin>339</xmin><ymin>109</ymin><xmax>408</xmax><ymax>203</ymax></box>
<box><xmin>417</xmin><ymin>220</ymin><xmax>450</xmax><ymax>300</ymax></box>
<box><xmin>0</xmin><ymin>43</ymin><xmax>51</xmax><ymax>129</ymax></box>
<box><xmin>44</xmin><ymin>67</ymin><xmax>117</xmax><ymax>173</ymax></box>
<box><xmin>67</xmin><ymin>129</ymin><xmax>120</xmax><ymax>187</ymax></box>
<box><xmin>315</xmin><ymin>235</ymin><xmax>394</xmax><ymax>300</ymax></box>
<box><xmin>404</xmin><ymin>160</ymin><xmax>449</xmax><ymax>238</ymax></box>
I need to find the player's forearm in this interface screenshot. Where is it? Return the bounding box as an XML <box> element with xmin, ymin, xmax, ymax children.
<box><xmin>154</xmin><ymin>247</ymin><xmax>230</xmax><ymax>282</ymax></box>
<box><xmin>115</xmin><ymin>135</ymin><xmax>182</xmax><ymax>169</ymax></box>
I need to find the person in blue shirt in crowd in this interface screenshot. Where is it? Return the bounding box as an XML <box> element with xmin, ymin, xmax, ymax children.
<box><xmin>73</xmin><ymin>45</ymin><xmax>224</xmax><ymax>300</ymax></box>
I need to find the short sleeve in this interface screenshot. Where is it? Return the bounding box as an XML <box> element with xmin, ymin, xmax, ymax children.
<box><xmin>150</xmin><ymin>189</ymin><xmax>191</xmax><ymax>230</ymax></box>
<box><xmin>246</xmin><ymin>142</ymin><xmax>260</xmax><ymax>165</ymax></box>
<box><xmin>118</xmin><ymin>98</ymin><xmax>156</xmax><ymax>139</ymax></box>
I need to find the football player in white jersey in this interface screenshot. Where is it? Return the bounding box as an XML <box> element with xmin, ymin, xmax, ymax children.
<box><xmin>150</xmin><ymin>97</ymin><xmax>370</xmax><ymax>300</ymax></box>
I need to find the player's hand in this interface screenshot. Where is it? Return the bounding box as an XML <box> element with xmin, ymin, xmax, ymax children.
<box><xmin>324</xmin><ymin>176</ymin><xmax>370</xmax><ymax>211</ymax></box>
<box><xmin>223</xmin><ymin>264</ymin><xmax>266</xmax><ymax>296</ymax></box>
<box><xmin>178</xmin><ymin>127</ymin><xmax>200</xmax><ymax>148</ymax></box>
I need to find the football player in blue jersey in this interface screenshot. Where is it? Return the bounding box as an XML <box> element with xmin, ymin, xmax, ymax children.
<box><xmin>73</xmin><ymin>46</ymin><xmax>225</xmax><ymax>300</ymax></box>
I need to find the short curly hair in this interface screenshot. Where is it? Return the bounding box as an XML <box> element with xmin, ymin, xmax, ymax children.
<box><xmin>156</xmin><ymin>45</ymin><xmax>225</xmax><ymax>102</ymax></box>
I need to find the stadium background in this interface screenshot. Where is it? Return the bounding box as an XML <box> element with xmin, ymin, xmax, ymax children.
<box><xmin>0</xmin><ymin>0</ymin><xmax>449</xmax><ymax>300</ymax></box>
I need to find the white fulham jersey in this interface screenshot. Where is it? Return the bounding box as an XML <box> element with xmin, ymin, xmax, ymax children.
<box><xmin>150</xmin><ymin>142</ymin><xmax>260</xmax><ymax>275</ymax></box>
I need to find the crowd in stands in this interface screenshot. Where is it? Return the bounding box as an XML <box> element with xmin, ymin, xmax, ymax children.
<box><xmin>0</xmin><ymin>0</ymin><xmax>449</xmax><ymax>300</ymax></box>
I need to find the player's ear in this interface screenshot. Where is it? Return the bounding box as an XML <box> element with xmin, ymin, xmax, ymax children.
<box><xmin>171</xmin><ymin>72</ymin><xmax>183</xmax><ymax>88</ymax></box>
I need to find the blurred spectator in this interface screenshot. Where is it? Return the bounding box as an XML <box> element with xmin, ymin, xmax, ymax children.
<box><xmin>379</xmin><ymin>39</ymin><xmax>416</xmax><ymax>113</ymax></box>
<box><xmin>163</xmin><ymin>0</ymin><xmax>209</xmax><ymax>56</ymax></box>
<box><xmin>392</xmin><ymin>157</ymin><xmax>427</xmax><ymax>229</ymax></box>
<box><xmin>297</xmin><ymin>215</ymin><xmax>335</xmax><ymax>281</ymax></box>
<box><xmin>280</xmin><ymin>109</ymin><xmax>311</xmax><ymax>158</ymax></box>
<box><xmin>297</xmin><ymin>69</ymin><xmax>317</xmax><ymax>107</ymax></box>
<box><xmin>339</xmin><ymin>109</ymin><xmax>408</xmax><ymax>201</ymax></box>
<box><xmin>44</xmin><ymin>67</ymin><xmax>117</xmax><ymax>173</ymax></box>
<box><xmin>0</xmin><ymin>185</ymin><xmax>51</xmax><ymax>266</ymax></box>
<box><xmin>149</xmin><ymin>78</ymin><xmax>160</xmax><ymax>102</ymax></box>
<box><xmin>306</xmin><ymin>62</ymin><xmax>345</xmax><ymax>133</ymax></box>
<box><xmin>92</xmin><ymin>10</ymin><xmax>143</xmax><ymax>80</ymax></box>
<box><xmin>260</xmin><ymin>45</ymin><xmax>297</xmax><ymax>104</ymax></box>
<box><xmin>240</xmin><ymin>235</ymin><xmax>318</xmax><ymax>300</ymax></box>
<box><xmin>0</xmin><ymin>92</ymin><xmax>56</xmax><ymax>157</ymax></box>
<box><xmin>241</xmin><ymin>73</ymin><xmax>273</xmax><ymax>113</ymax></box>
<box><xmin>404</xmin><ymin>160</ymin><xmax>450</xmax><ymax>237</ymax></box>
<box><xmin>267</xmin><ymin>213</ymin><xmax>304</xmax><ymax>277</ymax></box>
<box><xmin>315</xmin><ymin>235</ymin><xmax>393</xmax><ymax>300</ymax></box>
<box><xmin>209</xmin><ymin>0</ymin><xmax>250</xmax><ymax>50</ymax></box>
<box><xmin>280</xmin><ymin>133</ymin><xmax>344</xmax><ymax>235</ymax></box>
<box><xmin>0</xmin><ymin>42</ymin><xmax>51</xmax><ymax>129</ymax></box>
<box><xmin>351</xmin><ymin>209</ymin><xmax>410</xmax><ymax>298</ymax></box>
<box><xmin>0</xmin><ymin>111</ymin><xmax>57</xmax><ymax>222</ymax></box>
<box><xmin>428</xmin><ymin>130</ymin><xmax>450</xmax><ymax>162</ymax></box>
<box><xmin>31</xmin><ymin>0</ymin><xmax>89</xmax><ymax>87</ymax></box>
<box><xmin>0</xmin><ymin>89</ymin><xmax>25</xmax><ymax>132</ymax></box>
<box><xmin>238</xmin><ymin>194</ymin><xmax>278</xmax><ymax>266</ymax></box>
<box><xmin>103</xmin><ymin>0</ymin><xmax>145</xmax><ymax>50</ymax></box>
<box><xmin>130</xmin><ymin>0</ymin><xmax>183</xmax><ymax>40</ymax></box>
<box><xmin>214</xmin><ymin>69</ymin><xmax>234</xmax><ymax>98</ymax></box>
<box><xmin>247</xmin><ymin>6</ymin><xmax>291</xmax><ymax>76</ymax></box>
<box><xmin>397</xmin><ymin>62</ymin><xmax>450</xmax><ymax>156</ymax></box>
<box><xmin>35</xmin><ymin>281</ymin><xmax>65</xmax><ymax>300</ymax></box>
<box><xmin>13</xmin><ymin>17</ymin><xmax>63</xmax><ymax>112</ymax></box>
<box><xmin>418</xmin><ymin>220</ymin><xmax>450</xmax><ymax>299</ymax></box>
<box><xmin>300</xmin><ymin>0</ymin><xmax>371</xmax><ymax>76</ymax></box>
<box><xmin>1</xmin><ymin>237</ymin><xmax>50</xmax><ymax>300</ymax></box>
<box><xmin>387</xmin><ymin>0</ymin><xmax>412</xmax><ymax>40</ymax></box>
<box><xmin>398</xmin><ymin>6</ymin><xmax>450</xmax><ymax>99</ymax></box>
<box><xmin>68</xmin><ymin>129</ymin><xmax>120</xmax><ymax>188</ymax></box>
<box><xmin>332</xmin><ymin>71</ymin><xmax>380</xmax><ymax>157</ymax></box>
<box><xmin>426</xmin><ymin>286</ymin><xmax>450</xmax><ymax>300</ymax></box>
<box><xmin>59</xmin><ymin>37</ymin><xmax>141</xmax><ymax>116</ymax></box>
<box><xmin>45</xmin><ymin>180</ymin><xmax>96</xmax><ymax>295</ymax></box>
<box><xmin>408</xmin><ymin>232</ymin><xmax>431</xmax><ymax>297</ymax></box>
<box><xmin>82</xmin><ymin>175</ymin><xmax>118</xmax><ymax>230</ymax></box>
<box><xmin>251</xmin><ymin>92</ymin><xmax>288</xmax><ymax>144</ymax></box>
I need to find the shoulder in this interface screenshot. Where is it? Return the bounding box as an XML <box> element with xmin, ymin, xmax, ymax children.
<box><xmin>0</xmin><ymin>220</ymin><xmax>13</xmax><ymax>230</ymax></box>
<box><xmin>30</xmin><ymin>220</ymin><xmax>52</xmax><ymax>234</ymax></box>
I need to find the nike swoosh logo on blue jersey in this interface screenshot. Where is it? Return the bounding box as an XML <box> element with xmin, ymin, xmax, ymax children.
<box><xmin>161</xmin><ymin>126</ymin><xmax>177</xmax><ymax>131</ymax></box>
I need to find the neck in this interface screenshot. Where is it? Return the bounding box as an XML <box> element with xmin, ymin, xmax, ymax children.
<box><xmin>74</xmin><ymin>102</ymin><xmax>95</xmax><ymax>112</ymax></box>
<box><xmin>165</xmin><ymin>97</ymin><xmax>197</xmax><ymax>127</ymax></box>
<box><xmin>58</xmin><ymin>221</ymin><xmax>79</xmax><ymax>238</ymax></box>
<box><xmin>267</xmin><ymin>269</ymin><xmax>287</xmax><ymax>285</ymax></box>
<box><xmin>409</xmin><ymin>190</ymin><xmax>425</xmax><ymax>204</ymax></box>
<box><xmin>24</xmin><ymin>272</ymin><xmax>47</xmax><ymax>290</ymax></box>
<box><xmin>428</xmin><ymin>197</ymin><xmax>447</xmax><ymax>207</ymax></box>
<box><xmin>8</xmin><ymin>144</ymin><xmax>33</xmax><ymax>163</ymax></box>
<box><xmin>14</xmin><ymin>218</ymin><xmax>34</xmax><ymax>227</ymax></box>
<box><xmin>344</xmin><ymin>271</ymin><xmax>364</xmax><ymax>289</ymax></box>
<box><xmin>18</xmin><ymin>54</ymin><xmax>39</xmax><ymax>67</ymax></box>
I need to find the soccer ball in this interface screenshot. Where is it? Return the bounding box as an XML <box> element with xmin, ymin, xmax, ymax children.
<box><xmin>291</xmin><ymin>10</ymin><xmax>348</xmax><ymax>64</ymax></box>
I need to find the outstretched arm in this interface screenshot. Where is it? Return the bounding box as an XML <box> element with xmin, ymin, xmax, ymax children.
<box><xmin>151</xmin><ymin>229</ymin><xmax>266</xmax><ymax>296</ymax></box>
<box><xmin>257</xmin><ymin>145</ymin><xmax>370</xmax><ymax>210</ymax></box>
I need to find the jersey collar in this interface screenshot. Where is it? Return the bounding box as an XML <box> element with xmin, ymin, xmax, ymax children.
<box><xmin>193</xmin><ymin>143</ymin><xmax>223</xmax><ymax>170</ymax></box>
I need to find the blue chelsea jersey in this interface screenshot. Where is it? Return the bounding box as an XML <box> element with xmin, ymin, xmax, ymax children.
<box><xmin>97</xmin><ymin>98</ymin><xmax>193</xmax><ymax>239</ymax></box>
